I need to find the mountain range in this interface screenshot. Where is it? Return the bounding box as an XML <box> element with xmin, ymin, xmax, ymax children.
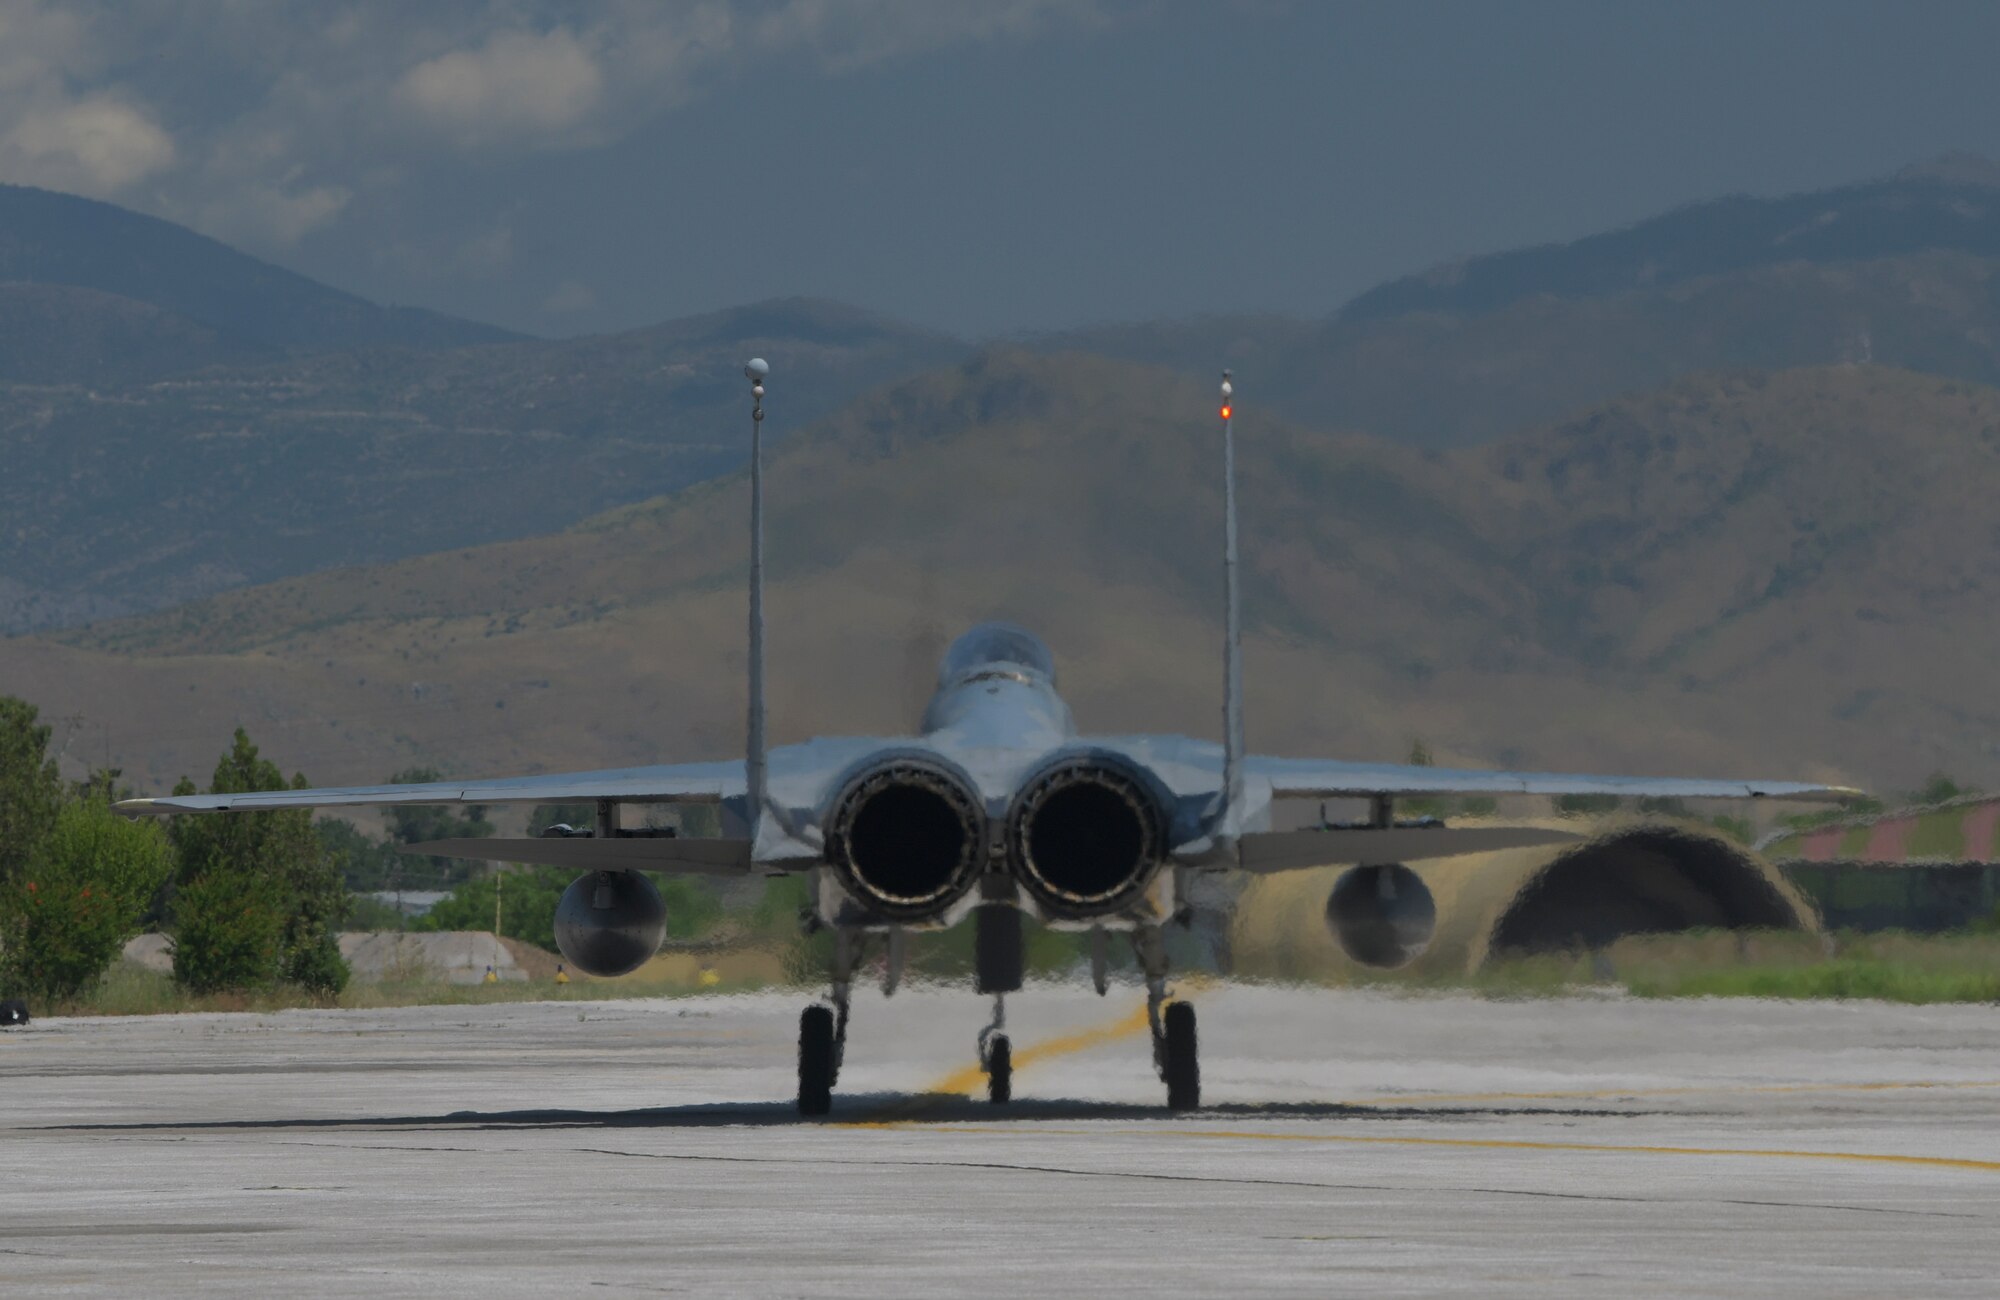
<box><xmin>10</xmin><ymin>164</ymin><xmax>2000</xmax><ymax>633</ymax></box>
<box><xmin>0</xmin><ymin>182</ymin><xmax>518</xmax><ymax>379</ymax></box>
<box><xmin>5</xmin><ymin>163</ymin><xmax>2000</xmax><ymax>800</ymax></box>
<box><xmin>7</xmin><ymin>351</ymin><xmax>1995</xmax><ymax>798</ymax></box>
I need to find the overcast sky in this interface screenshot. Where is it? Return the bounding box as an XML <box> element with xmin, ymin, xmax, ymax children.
<box><xmin>2</xmin><ymin>0</ymin><xmax>1997</xmax><ymax>339</ymax></box>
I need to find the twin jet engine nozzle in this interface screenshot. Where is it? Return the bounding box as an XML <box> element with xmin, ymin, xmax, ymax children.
<box><xmin>825</xmin><ymin>755</ymin><xmax>988</xmax><ymax>921</ymax></box>
<box><xmin>1006</xmin><ymin>755</ymin><xmax>1166</xmax><ymax>920</ymax></box>
<box><xmin>821</xmin><ymin>752</ymin><xmax>1171</xmax><ymax>924</ymax></box>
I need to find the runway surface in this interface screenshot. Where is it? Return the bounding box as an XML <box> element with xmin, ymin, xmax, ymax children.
<box><xmin>5</xmin><ymin>982</ymin><xmax>2000</xmax><ymax>1295</ymax></box>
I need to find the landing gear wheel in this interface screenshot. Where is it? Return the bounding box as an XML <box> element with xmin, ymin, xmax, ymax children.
<box><xmin>798</xmin><ymin>1004</ymin><xmax>835</xmax><ymax>1117</ymax></box>
<box><xmin>0</xmin><ymin>999</ymin><xmax>28</xmax><ymax>1027</ymax></box>
<box><xmin>987</xmin><ymin>1034</ymin><xmax>1012</xmax><ymax>1105</ymax></box>
<box><xmin>1162</xmin><ymin>1001</ymin><xmax>1199</xmax><ymax>1111</ymax></box>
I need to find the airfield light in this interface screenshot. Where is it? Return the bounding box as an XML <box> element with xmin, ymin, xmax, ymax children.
<box><xmin>1219</xmin><ymin>404</ymin><xmax>1231</xmax><ymax>419</ymax></box>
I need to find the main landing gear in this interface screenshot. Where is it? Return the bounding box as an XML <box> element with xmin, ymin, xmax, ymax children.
<box><xmin>797</xmin><ymin>928</ymin><xmax>855</xmax><ymax>1117</ymax></box>
<box><xmin>1137</xmin><ymin>924</ymin><xmax>1199</xmax><ymax>1111</ymax></box>
<box><xmin>794</xmin><ymin>911</ymin><xmax>1201</xmax><ymax>1115</ymax></box>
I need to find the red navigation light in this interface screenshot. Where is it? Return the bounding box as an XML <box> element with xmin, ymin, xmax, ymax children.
<box><xmin>1219</xmin><ymin>404</ymin><xmax>1232</xmax><ymax>419</ymax></box>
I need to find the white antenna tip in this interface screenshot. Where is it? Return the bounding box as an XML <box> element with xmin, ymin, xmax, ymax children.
<box><xmin>744</xmin><ymin>358</ymin><xmax>770</xmax><ymax>380</ymax></box>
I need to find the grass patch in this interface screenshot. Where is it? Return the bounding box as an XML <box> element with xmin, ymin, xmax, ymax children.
<box><xmin>1626</xmin><ymin>960</ymin><xmax>2000</xmax><ymax>1003</ymax></box>
<box><xmin>1255</xmin><ymin>930</ymin><xmax>2000</xmax><ymax>1006</ymax></box>
<box><xmin>54</xmin><ymin>959</ymin><xmax>775</xmax><ymax>1017</ymax></box>
<box><xmin>52</xmin><ymin>929</ymin><xmax>2000</xmax><ymax>1015</ymax></box>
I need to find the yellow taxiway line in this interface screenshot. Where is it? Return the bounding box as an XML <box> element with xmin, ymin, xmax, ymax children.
<box><xmin>890</xmin><ymin>1124</ymin><xmax>2000</xmax><ymax>1175</ymax></box>
<box><xmin>897</xmin><ymin>999</ymin><xmax>1155</xmax><ymax>1105</ymax></box>
<box><xmin>853</xmin><ymin>995</ymin><xmax>2000</xmax><ymax>1174</ymax></box>
<box><xmin>1338</xmin><ymin>1079</ymin><xmax>2000</xmax><ymax>1107</ymax></box>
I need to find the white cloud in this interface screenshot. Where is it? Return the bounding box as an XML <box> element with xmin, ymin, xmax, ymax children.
<box><xmin>396</xmin><ymin>27</ymin><xmax>607</xmax><ymax>150</ymax></box>
<box><xmin>0</xmin><ymin>0</ymin><xmax>1126</xmax><ymax>247</ymax></box>
<box><xmin>542</xmin><ymin>278</ymin><xmax>598</xmax><ymax>313</ymax></box>
<box><xmin>456</xmin><ymin>219</ymin><xmax>516</xmax><ymax>276</ymax></box>
<box><xmin>2</xmin><ymin>95</ymin><xmax>176</xmax><ymax>192</ymax></box>
<box><xmin>197</xmin><ymin>177</ymin><xmax>353</xmax><ymax>247</ymax></box>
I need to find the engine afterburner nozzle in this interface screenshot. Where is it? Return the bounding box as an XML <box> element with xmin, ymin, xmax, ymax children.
<box><xmin>824</xmin><ymin>755</ymin><xmax>987</xmax><ymax>921</ymax></box>
<box><xmin>1007</xmin><ymin>755</ymin><xmax>1166</xmax><ymax>919</ymax></box>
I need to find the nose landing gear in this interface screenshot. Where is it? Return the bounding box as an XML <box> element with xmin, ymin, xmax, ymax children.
<box><xmin>978</xmin><ymin>994</ymin><xmax>1012</xmax><ymax>1104</ymax></box>
<box><xmin>975</xmin><ymin>901</ymin><xmax>1021</xmax><ymax>1105</ymax></box>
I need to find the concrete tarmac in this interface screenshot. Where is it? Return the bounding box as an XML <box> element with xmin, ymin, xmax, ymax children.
<box><xmin>4</xmin><ymin>983</ymin><xmax>2000</xmax><ymax>1295</ymax></box>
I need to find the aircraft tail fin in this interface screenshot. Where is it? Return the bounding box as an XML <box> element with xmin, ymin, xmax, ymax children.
<box><xmin>1219</xmin><ymin>371</ymin><xmax>1244</xmax><ymax>832</ymax></box>
<box><xmin>744</xmin><ymin>359</ymin><xmax>770</xmax><ymax>837</ymax></box>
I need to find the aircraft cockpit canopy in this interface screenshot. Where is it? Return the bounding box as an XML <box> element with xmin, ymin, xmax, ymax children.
<box><xmin>938</xmin><ymin>622</ymin><xmax>1057</xmax><ymax>687</ymax></box>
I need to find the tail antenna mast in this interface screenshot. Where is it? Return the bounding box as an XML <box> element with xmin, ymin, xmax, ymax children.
<box><xmin>1219</xmin><ymin>370</ymin><xmax>1244</xmax><ymax>833</ymax></box>
<box><xmin>745</xmin><ymin>358</ymin><xmax>770</xmax><ymax>839</ymax></box>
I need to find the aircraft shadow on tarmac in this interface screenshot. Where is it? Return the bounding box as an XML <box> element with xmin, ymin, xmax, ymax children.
<box><xmin>46</xmin><ymin>1095</ymin><xmax>1656</xmax><ymax>1133</ymax></box>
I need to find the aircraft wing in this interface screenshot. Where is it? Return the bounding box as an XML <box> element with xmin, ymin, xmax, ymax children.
<box><xmin>402</xmin><ymin>837</ymin><xmax>754</xmax><ymax>875</ymax></box>
<box><xmin>1247</xmin><ymin>756</ymin><xmax>1859</xmax><ymax>803</ymax></box>
<box><xmin>114</xmin><ymin>760</ymin><xmax>745</xmax><ymax>816</ymax></box>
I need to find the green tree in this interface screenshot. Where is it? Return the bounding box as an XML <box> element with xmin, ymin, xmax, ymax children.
<box><xmin>170</xmin><ymin>866</ymin><xmax>288</xmax><ymax>994</ymax></box>
<box><xmin>316</xmin><ymin>817</ymin><xmax>407</xmax><ymax>892</ymax></box>
<box><xmin>382</xmin><ymin>767</ymin><xmax>495</xmax><ymax>887</ymax></box>
<box><xmin>1402</xmin><ymin>741</ymin><xmax>1445</xmax><ymax>819</ymax></box>
<box><xmin>0</xmin><ymin>798</ymin><xmax>176</xmax><ymax>1008</ymax></box>
<box><xmin>0</xmin><ymin>696</ymin><xmax>63</xmax><ymax>889</ymax></box>
<box><xmin>168</xmin><ymin>729</ymin><xmax>349</xmax><ymax>996</ymax></box>
<box><xmin>1909</xmin><ymin>772</ymin><xmax>1976</xmax><ymax>807</ymax></box>
<box><xmin>342</xmin><ymin>892</ymin><xmax>407</xmax><ymax>932</ymax></box>
<box><xmin>413</xmin><ymin>867</ymin><xmax>726</xmax><ymax>952</ymax></box>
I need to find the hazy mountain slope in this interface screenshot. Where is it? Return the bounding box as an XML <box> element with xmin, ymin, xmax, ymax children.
<box><xmin>1460</xmin><ymin>367</ymin><xmax>2000</xmax><ymax>755</ymax></box>
<box><xmin>16</xmin><ymin>166</ymin><xmax>2000</xmax><ymax>638</ymax></box>
<box><xmin>0</xmin><ymin>297</ymin><xmax>963</xmax><ymax>633</ymax></box>
<box><xmin>0</xmin><ymin>183</ymin><xmax>516</xmax><ymax>358</ymax></box>
<box><xmin>1054</xmin><ymin>165</ymin><xmax>2000</xmax><ymax>445</ymax></box>
<box><xmin>1340</xmin><ymin>169</ymin><xmax>2000</xmax><ymax>322</ymax></box>
<box><xmin>15</xmin><ymin>354</ymin><xmax>1997</xmax><ymax>798</ymax></box>
<box><xmin>0</xmin><ymin>284</ymin><xmax>238</xmax><ymax>384</ymax></box>
<box><xmin>1057</xmin><ymin>251</ymin><xmax>2000</xmax><ymax>446</ymax></box>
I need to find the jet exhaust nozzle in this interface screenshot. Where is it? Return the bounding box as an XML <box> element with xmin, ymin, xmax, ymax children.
<box><xmin>1325</xmin><ymin>863</ymin><xmax>1436</xmax><ymax>969</ymax></box>
<box><xmin>825</xmin><ymin>756</ymin><xmax>986</xmax><ymax>921</ymax></box>
<box><xmin>1008</xmin><ymin>755</ymin><xmax>1165</xmax><ymax>919</ymax></box>
<box><xmin>554</xmin><ymin>869</ymin><xmax>667</xmax><ymax>977</ymax></box>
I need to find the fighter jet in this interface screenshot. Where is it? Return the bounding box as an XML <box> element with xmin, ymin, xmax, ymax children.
<box><xmin>118</xmin><ymin>362</ymin><xmax>1858</xmax><ymax>1114</ymax></box>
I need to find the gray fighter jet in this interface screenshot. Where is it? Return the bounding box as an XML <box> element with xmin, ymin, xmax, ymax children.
<box><xmin>118</xmin><ymin>362</ymin><xmax>1857</xmax><ymax>1114</ymax></box>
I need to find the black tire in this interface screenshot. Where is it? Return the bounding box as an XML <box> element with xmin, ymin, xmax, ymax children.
<box><xmin>798</xmin><ymin>1005</ymin><xmax>835</xmax><ymax>1117</ymax></box>
<box><xmin>988</xmin><ymin>1035</ymin><xmax>1012</xmax><ymax>1105</ymax></box>
<box><xmin>1162</xmin><ymin>1001</ymin><xmax>1199</xmax><ymax>1111</ymax></box>
<box><xmin>0</xmin><ymin>999</ymin><xmax>27</xmax><ymax>1028</ymax></box>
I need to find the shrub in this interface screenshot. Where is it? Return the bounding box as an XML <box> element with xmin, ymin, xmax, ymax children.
<box><xmin>0</xmin><ymin>696</ymin><xmax>63</xmax><ymax>889</ymax></box>
<box><xmin>168</xmin><ymin>729</ymin><xmax>349</xmax><ymax>995</ymax></box>
<box><xmin>0</xmin><ymin>801</ymin><xmax>176</xmax><ymax>1008</ymax></box>
<box><xmin>170</xmin><ymin>866</ymin><xmax>288</xmax><ymax>994</ymax></box>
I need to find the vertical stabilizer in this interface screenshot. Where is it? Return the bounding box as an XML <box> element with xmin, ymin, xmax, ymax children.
<box><xmin>1219</xmin><ymin>371</ymin><xmax>1244</xmax><ymax>831</ymax></box>
<box><xmin>744</xmin><ymin>359</ymin><xmax>770</xmax><ymax>838</ymax></box>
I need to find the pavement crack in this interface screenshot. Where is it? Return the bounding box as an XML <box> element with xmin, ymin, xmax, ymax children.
<box><xmin>557</xmin><ymin>1146</ymin><xmax>1978</xmax><ymax>1219</ymax></box>
<box><xmin>83</xmin><ymin>1132</ymin><xmax>1987</xmax><ymax>1219</ymax></box>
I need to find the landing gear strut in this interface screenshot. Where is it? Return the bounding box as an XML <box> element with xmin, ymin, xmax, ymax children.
<box><xmin>1137</xmin><ymin>924</ymin><xmax>1199</xmax><ymax>1110</ymax></box>
<box><xmin>975</xmin><ymin>901</ymin><xmax>1021</xmax><ymax>1104</ymax></box>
